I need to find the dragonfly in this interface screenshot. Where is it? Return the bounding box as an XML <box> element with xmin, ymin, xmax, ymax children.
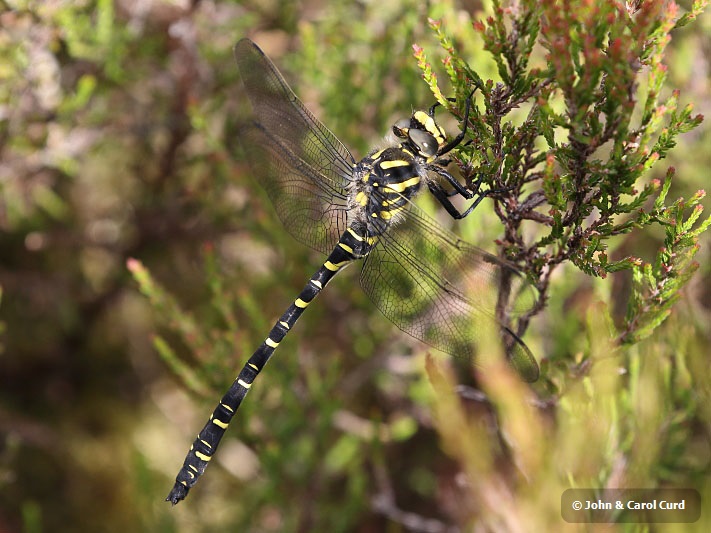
<box><xmin>166</xmin><ymin>38</ymin><xmax>539</xmax><ymax>505</ymax></box>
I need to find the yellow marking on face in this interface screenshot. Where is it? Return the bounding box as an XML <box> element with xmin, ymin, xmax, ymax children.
<box><xmin>221</xmin><ymin>403</ymin><xmax>234</xmax><ymax>412</ymax></box>
<box><xmin>195</xmin><ymin>451</ymin><xmax>212</xmax><ymax>462</ymax></box>
<box><xmin>280</xmin><ymin>321</ymin><xmax>289</xmax><ymax>329</ymax></box>
<box><xmin>238</xmin><ymin>379</ymin><xmax>252</xmax><ymax>389</ymax></box>
<box><xmin>355</xmin><ymin>191</ymin><xmax>368</xmax><ymax>206</ymax></box>
<box><xmin>266</xmin><ymin>337</ymin><xmax>279</xmax><ymax>348</ymax></box>
<box><xmin>338</xmin><ymin>242</ymin><xmax>354</xmax><ymax>254</ymax></box>
<box><xmin>310</xmin><ymin>279</ymin><xmax>323</xmax><ymax>289</ymax></box>
<box><xmin>380</xmin><ymin>159</ymin><xmax>410</xmax><ymax>169</ymax></box>
<box><xmin>362</xmin><ymin>172</ymin><xmax>369</xmax><ymax>182</ymax></box>
<box><xmin>414</xmin><ymin>111</ymin><xmax>439</xmax><ymax>135</ymax></box>
<box><xmin>413</xmin><ymin>111</ymin><xmax>445</xmax><ymax>143</ymax></box>
<box><xmin>211</xmin><ymin>417</ymin><xmax>229</xmax><ymax>429</ymax></box>
<box><xmin>295</xmin><ymin>298</ymin><xmax>310</xmax><ymax>308</ymax></box>
<box><xmin>385</xmin><ymin>176</ymin><xmax>421</xmax><ymax>193</ymax></box>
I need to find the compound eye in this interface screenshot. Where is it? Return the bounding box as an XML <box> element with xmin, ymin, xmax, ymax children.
<box><xmin>392</xmin><ymin>118</ymin><xmax>410</xmax><ymax>138</ymax></box>
<box><xmin>409</xmin><ymin>129</ymin><xmax>438</xmax><ymax>158</ymax></box>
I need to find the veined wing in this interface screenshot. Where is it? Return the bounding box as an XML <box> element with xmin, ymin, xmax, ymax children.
<box><xmin>359</xmin><ymin>196</ymin><xmax>539</xmax><ymax>382</ymax></box>
<box><xmin>234</xmin><ymin>38</ymin><xmax>355</xmax><ymax>254</ymax></box>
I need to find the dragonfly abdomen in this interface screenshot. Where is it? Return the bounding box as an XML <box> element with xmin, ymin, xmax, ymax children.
<box><xmin>167</xmin><ymin>225</ymin><xmax>377</xmax><ymax>504</ymax></box>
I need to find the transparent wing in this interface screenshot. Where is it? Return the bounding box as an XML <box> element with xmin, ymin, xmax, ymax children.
<box><xmin>360</xmin><ymin>198</ymin><xmax>539</xmax><ymax>382</ymax></box>
<box><xmin>234</xmin><ymin>38</ymin><xmax>355</xmax><ymax>254</ymax></box>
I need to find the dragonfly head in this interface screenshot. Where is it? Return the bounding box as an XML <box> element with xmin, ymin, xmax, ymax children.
<box><xmin>392</xmin><ymin>110</ymin><xmax>447</xmax><ymax>161</ymax></box>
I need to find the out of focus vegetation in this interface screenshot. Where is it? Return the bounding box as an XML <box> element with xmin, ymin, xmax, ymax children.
<box><xmin>1</xmin><ymin>1</ymin><xmax>710</xmax><ymax>532</ymax></box>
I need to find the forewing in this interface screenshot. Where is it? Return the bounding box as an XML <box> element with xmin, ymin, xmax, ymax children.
<box><xmin>234</xmin><ymin>38</ymin><xmax>354</xmax><ymax>254</ymax></box>
<box><xmin>360</xmin><ymin>198</ymin><xmax>539</xmax><ymax>382</ymax></box>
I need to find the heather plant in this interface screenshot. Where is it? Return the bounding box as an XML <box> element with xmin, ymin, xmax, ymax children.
<box><xmin>404</xmin><ymin>1</ymin><xmax>711</xmax><ymax>529</ymax></box>
<box><xmin>413</xmin><ymin>0</ymin><xmax>708</xmax><ymax>381</ymax></box>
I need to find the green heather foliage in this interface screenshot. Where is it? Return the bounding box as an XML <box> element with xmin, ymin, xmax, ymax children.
<box><xmin>415</xmin><ymin>1</ymin><xmax>708</xmax><ymax>360</ymax></box>
<box><xmin>1</xmin><ymin>0</ymin><xmax>710</xmax><ymax>532</ymax></box>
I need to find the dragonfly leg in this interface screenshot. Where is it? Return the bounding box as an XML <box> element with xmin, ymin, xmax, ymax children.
<box><xmin>435</xmin><ymin>90</ymin><xmax>476</xmax><ymax>157</ymax></box>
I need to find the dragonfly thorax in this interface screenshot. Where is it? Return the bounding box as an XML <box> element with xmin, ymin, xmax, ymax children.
<box><xmin>347</xmin><ymin>108</ymin><xmax>451</xmax><ymax>235</ymax></box>
<box><xmin>349</xmin><ymin>146</ymin><xmax>427</xmax><ymax>235</ymax></box>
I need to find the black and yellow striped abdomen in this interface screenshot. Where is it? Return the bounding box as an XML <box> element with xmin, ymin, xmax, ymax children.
<box><xmin>168</xmin><ymin>143</ymin><xmax>425</xmax><ymax>503</ymax></box>
<box><xmin>166</xmin><ymin>226</ymin><xmax>376</xmax><ymax>504</ymax></box>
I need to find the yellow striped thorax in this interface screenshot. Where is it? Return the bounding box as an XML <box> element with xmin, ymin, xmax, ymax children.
<box><xmin>349</xmin><ymin>144</ymin><xmax>424</xmax><ymax>237</ymax></box>
<box><xmin>347</xmin><ymin>104</ymin><xmax>457</xmax><ymax>238</ymax></box>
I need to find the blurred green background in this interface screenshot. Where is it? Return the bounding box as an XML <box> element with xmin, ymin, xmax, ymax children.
<box><xmin>1</xmin><ymin>1</ymin><xmax>710</xmax><ymax>532</ymax></box>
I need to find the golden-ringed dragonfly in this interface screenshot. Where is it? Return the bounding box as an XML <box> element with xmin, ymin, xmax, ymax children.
<box><xmin>166</xmin><ymin>38</ymin><xmax>539</xmax><ymax>505</ymax></box>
